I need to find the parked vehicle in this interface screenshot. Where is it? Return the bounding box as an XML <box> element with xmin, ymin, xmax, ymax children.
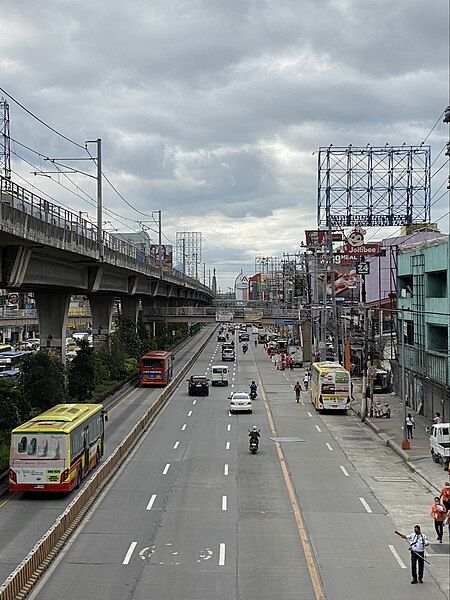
<box><xmin>288</xmin><ymin>347</ymin><xmax>304</xmax><ymax>368</ymax></box>
<box><xmin>229</xmin><ymin>392</ymin><xmax>252</xmax><ymax>414</ymax></box>
<box><xmin>187</xmin><ymin>375</ymin><xmax>210</xmax><ymax>396</ymax></box>
<box><xmin>427</xmin><ymin>423</ymin><xmax>450</xmax><ymax>470</ymax></box>
<box><xmin>310</xmin><ymin>361</ymin><xmax>351</xmax><ymax>412</ymax></box>
<box><xmin>222</xmin><ymin>348</ymin><xmax>235</xmax><ymax>362</ymax></box>
<box><xmin>211</xmin><ymin>365</ymin><xmax>229</xmax><ymax>386</ymax></box>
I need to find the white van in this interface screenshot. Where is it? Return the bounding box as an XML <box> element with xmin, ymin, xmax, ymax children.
<box><xmin>211</xmin><ymin>365</ymin><xmax>229</xmax><ymax>386</ymax></box>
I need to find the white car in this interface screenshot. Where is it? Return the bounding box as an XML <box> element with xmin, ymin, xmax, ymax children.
<box><xmin>229</xmin><ymin>392</ymin><xmax>252</xmax><ymax>414</ymax></box>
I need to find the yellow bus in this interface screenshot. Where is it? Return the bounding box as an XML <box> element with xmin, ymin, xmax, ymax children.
<box><xmin>9</xmin><ymin>404</ymin><xmax>106</xmax><ymax>493</ymax></box>
<box><xmin>310</xmin><ymin>362</ymin><xmax>351</xmax><ymax>412</ymax></box>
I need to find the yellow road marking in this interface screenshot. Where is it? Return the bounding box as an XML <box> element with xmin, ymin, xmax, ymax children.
<box><xmin>252</xmin><ymin>353</ymin><xmax>325</xmax><ymax>600</ymax></box>
<box><xmin>0</xmin><ymin>492</ymin><xmax>12</xmax><ymax>509</ymax></box>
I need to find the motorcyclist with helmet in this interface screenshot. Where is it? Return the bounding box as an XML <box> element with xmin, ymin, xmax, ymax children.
<box><xmin>249</xmin><ymin>380</ymin><xmax>258</xmax><ymax>399</ymax></box>
<box><xmin>248</xmin><ymin>425</ymin><xmax>260</xmax><ymax>449</ymax></box>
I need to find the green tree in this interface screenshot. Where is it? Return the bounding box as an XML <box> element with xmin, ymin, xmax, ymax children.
<box><xmin>68</xmin><ymin>340</ymin><xmax>96</xmax><ymax>402</ymax></box>
<box><xmin>19</xmin><ymin>351</ymin><xmax>66</xmax><ymax>413</ymax></box>
<box><xmin>0</xmin><ymin>380</ymin><xmax>21</xmax><ymax>433</ymax></box>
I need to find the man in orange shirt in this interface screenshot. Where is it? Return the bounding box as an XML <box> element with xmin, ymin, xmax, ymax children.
<box><xmin>440</xmin><ymin>481</ymin><xmax>450</xmax><ymax>512</ymax></box>
<box><xmin>430</xmin><ymin>496</ymin><xmax>447</xmax><ymax>543</ymax></box>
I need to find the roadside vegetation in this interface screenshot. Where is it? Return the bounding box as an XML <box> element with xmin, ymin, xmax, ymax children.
<box><xmin>0</xmin><ymin>319</ymin><xmax>191</xmax><ymax>471</ymax></box>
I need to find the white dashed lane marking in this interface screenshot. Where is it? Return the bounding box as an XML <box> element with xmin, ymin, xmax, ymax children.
<box><xmin>146</xmin><ymin>495</ymin><xmax>157</xmax><ymax>511</ymax></box>
<box><xmin>162</xmin><ymin>463</ymin><xmax>171</xmax><ymax>475</ymax></box>
<box><xmin>339</xmin><ymin>465</ymin><xmax>349</xmax><ymax>477</ymax></box>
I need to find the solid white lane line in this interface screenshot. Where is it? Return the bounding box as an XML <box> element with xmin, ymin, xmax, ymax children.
<box><xmin>326</xmin><ymin>443</ymin><xmax>333</xmax><ymax>451</ymax></box>
<box><xmin>359</xmin><ymin>497</ymin><xmax>373</xmax><ymax>513</ymax></box>
<box><xmin>162</xmin><ymin>463</ymin><xmax>170</xmax><ymax>475</ymax></box>
<box><xmin>173</xmin><ymin>441</ymin><xmax>180</xmax><ymax>449</ymax></box>
<box><xmin>226</xmin><ymin>441</ymin><xmax>230</xmax><ymax>450</ymax></box>
<box><xmin>222</xmin><ymin>495</ymin><xmax>227</xmax><ymax>511</ymax></box>
<box><xmin>339</xmin><ymin>465</ymin><xmax>349</xmax><ymax>477</ymax></box>
<box><xmin>192</xmin><ymin>400</ymin><xmax>197</xmax><ymax>405</ymax></box>
<box><xmin>315</xmin><ymin>425</ymin><xmax>322</xmax><ymax>432</ymax></box>
<box><xmin>187</xmin><ymin>410</ymin><xmax>192</xmax><ymax>417</ymax></box>
<box><xmin>224</xmin><ymin>464</ymin><xmax>229</xmax><ymax>476</ymax></box>
<box><xmin>388</xmin><ymin>545</ymin><xmax>407</xmax><ymax>569</ymax></box>
<box><xmin>227</xmin><ymin>424</ymin><xmax>231</xmax><ymax>431</ymax></box>
<box><xmin>307</xmin><ymin>411</ymin><xmax>313</xmax><ymax>417</ymax></box>
<box><xmin>181</xmin><ymin>424</ymin><xmax>187</xmax><ymax>431</ymax></box>
<box><xmin>122</xmin><ymin>541</ymin><xmax>137</xmax><ymax>564</ymax></box>
<box><xmin>219</xmin><ymin>543</ymin><xmax>226</xmax><ymax>566</ymax></box>
<box><xmin>146</xmin><ymin>494</ymin><xmax>157</xmax><ymax>511</ymax></box>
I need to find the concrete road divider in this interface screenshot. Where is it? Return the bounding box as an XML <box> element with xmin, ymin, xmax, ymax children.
<box><xmin>0</xmin><ymin>326</ymin><xmax>216</xmax><ymax>600</ymax></box>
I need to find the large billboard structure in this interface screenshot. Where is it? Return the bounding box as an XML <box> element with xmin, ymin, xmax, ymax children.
<box><xmin>317</xmin><ymin>145</ymin><xmax>431</xmax><ymax>228</ymax></box>
<box><xmin>176</xmin><ymin>232</ymin><xmax>202</xmax><ymax>279</ymax></box>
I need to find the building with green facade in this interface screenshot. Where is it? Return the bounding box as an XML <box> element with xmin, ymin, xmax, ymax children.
<box><xmin>397</xmin><ymin>235</ymin><xmax>449</xmax><ymax>419</ymax></box>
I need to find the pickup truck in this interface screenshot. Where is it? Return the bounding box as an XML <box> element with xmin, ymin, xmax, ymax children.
<box><xmin>428</xmin><ymin>423</ymin><xmax>450</xmax><ymax>470</ymax></box>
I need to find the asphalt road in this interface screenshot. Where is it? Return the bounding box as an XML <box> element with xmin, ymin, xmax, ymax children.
<box><xmin>0</xmin><ymin>326</ymin><xmax>214</xmax><ymax>586</ymax></box>
<box><xmin>25</xmin><ymin>334</ymin><xmax>448</xmax><ymax>599</ymax></box>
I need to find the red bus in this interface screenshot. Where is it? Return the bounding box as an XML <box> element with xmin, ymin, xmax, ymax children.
<box><xmin>139</xmin><ymin>350</ymin><xmax>174</xmax><ymax>386</ymax></box>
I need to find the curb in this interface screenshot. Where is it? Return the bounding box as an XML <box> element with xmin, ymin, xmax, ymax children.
<box><xmin>351</xmin><ymin>405</ymin><xmax>441</xmax><ymax>493</ymax></box>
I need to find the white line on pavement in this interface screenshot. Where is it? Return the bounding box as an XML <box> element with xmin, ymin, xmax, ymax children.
<box><xmin>226</xmin><ymin>441</ymin><xmax>230</xmax><ymax>450</ymax></box>
<box><xmin>326</xmin><ymin>443</ymin><xmax>333</xmax><ymax>451</ymax></box>
<box><xmin>122</xmin><ymin>541</ymin><xmax>137</xmax><ymax>564</ymax></box>
<box><xmin>359</xmin><ymin>497</ymin><xmax>373</xmax><ymax>513</ymax></box>
<box><xmin>173</xmin><ymin>441</ymin><xmax>180</xmax><ymax>449</ymax></box>
<box><xmin>219</xmin><ymin>543</ymin><xmax>226</xmax><ymax>566</ymax></box>
<box><xmin>187</xmin><ymin>410</ymin><xmax>192</xmax><ymax>417</ymax></box>
<box><xmin>307</xmin><ymin>411</ymin><xmax>313</xmax><ymax>417</ymax></box>
<box><xmin>227</xmin><ymin>424</ymin><xmax>231</xmax><ymax>431</ymax></box>
<box><xmin>300</xmin><ymin>400</ymin><xmax>305</xmax><ymax>405</ymax></box>
<box><xmin>181</xmin><ymin>424</ymin><xmax>187</xmax><ymax>431</ymax></box>
<box><xmin>192</xmin><ymin>400</ymin><xmax>196</xmax><ymax>405</ymax></box>
<box><xmin>388</xmin><ymin>545</ymin><xmax>407</xmax><ymax>569</ymax></box>
<box><xmin>315</xmin><ymin>425</ymin><xmax>322</xmax><ymax>432</ymax></box>
<box><xmin>224</xmin><ymin>464</ymin><xmax>229</xmax><ymax>476</ymax></box>
<box><xmin>231</xmin><ymin>384</ymin><xmax>234</xmax><ymax>388</ymax></box>
<box><xmin>146</xmin><ymin>494</ymin><xmax>157</xmax><ymax>511</ymax></box>
<box><xmin>162</xmin><ymin>463</ymin><xmax>170</xmax><ymax>475</ymax></box>
<box><xmin>339</xmin><ymin>465</ymin><xmax>349</xmax><ymax>477</ymax></box>
<box><xmin>222</xmin><ymin>495</ymin><xmax>227</xmax><ymax>511</ymax></box>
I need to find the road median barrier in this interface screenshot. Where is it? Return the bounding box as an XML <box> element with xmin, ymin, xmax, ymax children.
<box><xmin>0</xmin><ymin>325</ymin><xmax>216</xmax><ymax>600</ymax></box>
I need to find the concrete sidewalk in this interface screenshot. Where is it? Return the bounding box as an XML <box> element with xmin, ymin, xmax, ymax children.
<box><xmin>351</xmin><ymin>380</ymin><xmax>449</xmax><ymax>493</ymax></box>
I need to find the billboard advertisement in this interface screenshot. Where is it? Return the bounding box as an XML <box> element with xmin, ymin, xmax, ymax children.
<box><xmin>244</xmin><ymin>308</ymin><xmax>263</xmax><ymax>322</ymax></box>
<box><xmin>148</xmin><ymin>244</ymin><xmax>173</xmax><ymax>268</ymax></box>
<box><xmin>216</xmin><ymin>312</ymin><xmax>233</xmax><ymax>322</ymax></box>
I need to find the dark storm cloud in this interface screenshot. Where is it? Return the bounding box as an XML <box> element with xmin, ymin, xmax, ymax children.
<box><xmin>1</xmin><ymin>0</ymin><xmax>447</xmax><ymax>285</ymax></box>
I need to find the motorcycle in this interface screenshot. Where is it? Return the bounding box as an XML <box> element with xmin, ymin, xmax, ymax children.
<box><xmin>249</xmin><ymin>438</ymin><xmax>258</xmax><ymax>454</ymax></box>
<box><xmin>242</xmin><ymin>345</ymin><xmax>248</xmax><ymax>354</ymax></box>
<box><xmin>249</xmin><ymin>389</ymin><xmax>257</xmax><ymax>400</ymax></box>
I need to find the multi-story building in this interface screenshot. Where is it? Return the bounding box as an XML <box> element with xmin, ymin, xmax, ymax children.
<box><xmin>397</xmin><ymin>236</ymin><xmax>449</xmax><ymax>419</ymax></box>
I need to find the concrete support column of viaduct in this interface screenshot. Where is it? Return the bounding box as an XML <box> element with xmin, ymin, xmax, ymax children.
<box><xmin>88</xmin><ymin>295</ymin><xmax>114</xmax><ymax>344</ymax></box>
<box><xmin>35</xmin><ymin>292</ymin><xmax>71</xmax><ymax>362</ymax></box>
<box><xmin>120</xmin><ymin>296</ymin><xmax>140</xmax><ymax>324</ymax></box>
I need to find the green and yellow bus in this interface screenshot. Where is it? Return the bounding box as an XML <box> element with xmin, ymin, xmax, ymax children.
<box><xmin>9</xmin><ymin>404</ymin><xmax>106</xmax><ymax>493</ymax></box>
<box><xmin>310</xmin><ymin>362</ymin><xmax>351</xmax><ymax>413</ymax></box>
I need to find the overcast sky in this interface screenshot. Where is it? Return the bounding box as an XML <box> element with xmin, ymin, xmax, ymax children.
<box><xmin>1</xmin><ymin>0</ymin><xmax>448</xmax><ymax>289</ymax></box>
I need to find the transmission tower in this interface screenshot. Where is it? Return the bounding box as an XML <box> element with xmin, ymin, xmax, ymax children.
<box><xmin>0</xmin><ymin>98</ymin><xmax>11</xmax><ymax>180</ymax></box>
<box><xmin>317</xmin><ymin>145</ymin><xmax>431</xmax><ymax>227</ymax></box>
<box><xmin>176</xmin><ymin>232</ymin><xmax>202</xmax><ymax>278</ymax></box>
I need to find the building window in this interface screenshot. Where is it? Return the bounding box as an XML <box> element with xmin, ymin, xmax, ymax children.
<box><xmin>426</xmin><ymin>270</ymin><xmax>447</xmax><ymax>298</ymax></box>
<box><xmin>405</xmin><ymin>321</ymin><xmax>414</xmax><ymax>345</ymax></box>
<box><xmin>427</xmin><ymin>324</ymin><xmax>448</xmax><ymax>354</ymax></box>
<box><xmin>398</xmin><ymin>275</ymin><xmax>413</xmax><ymax>298</ymax></box>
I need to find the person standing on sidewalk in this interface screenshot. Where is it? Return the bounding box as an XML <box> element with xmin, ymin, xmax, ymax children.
<box><xmin>396</xmin><ymin>525</ymin><xmax>429</xmax><ymax>584</ymax></box>
<box><xmin>433</xmin><ymin>412</ymin><xmax>443</xmax><ymax>424</ymax></box>
<box><xmin>405</xmin><ymin>413</ymin><xmax>415</xmax><ymax>439</ymax></box>
<box><xmin>303</xmin><ymin>372</ymin><xmax>309</xmax><ymax>390</ymax></box>
<box><xmin>430</xmin><ymin>497</ymin><xmax>447</xmax><ymax>543</ymax></box>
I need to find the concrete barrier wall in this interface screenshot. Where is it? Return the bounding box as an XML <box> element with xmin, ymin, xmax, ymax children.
<box><xmin>0</xmin><ymin>326</ymin><xmax>216</xmax><ymax>600</ymax></box>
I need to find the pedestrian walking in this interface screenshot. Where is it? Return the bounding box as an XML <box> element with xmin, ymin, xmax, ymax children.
<box><xmin>433</xmin><ymin>412</ymin><xmax>443</xmax><ymax>424</ymax></box>
<box><xmin>430</xmin><ymin>497</ymin><xmax>447</xmax><ymax>543</ymax></box>
<box><xmin>303</xmin><ymin>372</ymin><xmax>309</xmax><ymax>390</ymax></box>
<box><xmin>405</xmin><ymin>413</ymin><xmax>415</xmax><ymax>439</ymax></box>
<box><xmin>294</xmin><ymin>381</ymin><xmax>302</xmax><ymax>403</ymax></box>
<box><xmin>395</xmin><ymin>526</ymin><xmax>429</xmax><ymax>584</ymax></box>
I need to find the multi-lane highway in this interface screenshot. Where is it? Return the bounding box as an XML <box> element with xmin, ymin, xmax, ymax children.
<box><xmin>4</xmin><ymin>328</ymin><xmax>449</xmax><ymax>599</ymax></box>
<box><xmin>0</xmin><ymin>326</ymin><xmax>215</xmax><ymax>586</ymax></box>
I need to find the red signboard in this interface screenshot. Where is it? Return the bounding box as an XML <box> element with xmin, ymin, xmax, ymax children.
<box><xmin>342</xmin><ymin>242</ymin><xmax>381</xmax><ymax>256</ymax></box>
<box><xmin>305</xmin><ymin>230</ymin><xmax>343</xmax><ymax>246</ymax></box>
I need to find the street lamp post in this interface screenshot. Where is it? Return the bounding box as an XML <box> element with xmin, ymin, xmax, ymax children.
<box><xmin>400</xmin><ymin>310</ymin><xmax>410</xmax><ymax>450</ymax></box>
